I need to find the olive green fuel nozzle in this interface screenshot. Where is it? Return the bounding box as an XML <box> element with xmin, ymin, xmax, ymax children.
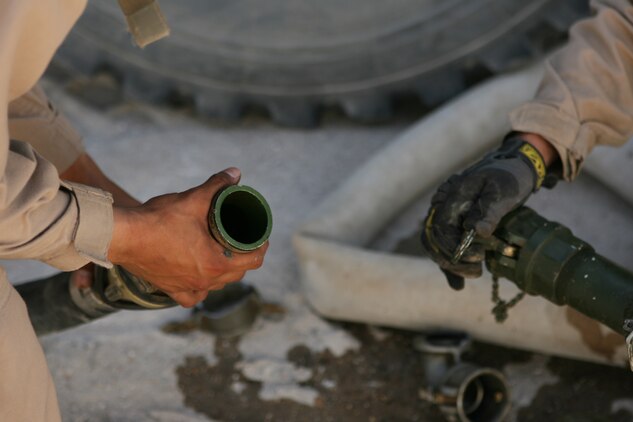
<box><xmin>480</xmin><ymin>206</ymin><xmax>633</xmax><ymax>369</ymax></box>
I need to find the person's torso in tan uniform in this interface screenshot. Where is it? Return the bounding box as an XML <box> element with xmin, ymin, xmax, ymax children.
<box><xmin>0</xmin><ymin>1</ymin><xmax>112</xmax><ymax>421</ymax></box>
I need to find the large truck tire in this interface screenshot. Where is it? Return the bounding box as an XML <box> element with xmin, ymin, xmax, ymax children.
<box><xmin>53</xmin><ymin>0</ymin><xmax>590</xmax><ymax>127</ymax></box>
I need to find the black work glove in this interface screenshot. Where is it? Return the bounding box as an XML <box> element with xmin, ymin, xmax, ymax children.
<box><xmin>421</xmin><ymin>136</ymin><xmax>551</xmax><ymax>290</ymax></box>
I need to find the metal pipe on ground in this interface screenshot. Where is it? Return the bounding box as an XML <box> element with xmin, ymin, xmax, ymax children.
<box><xmin>416</xmin><ymin>331</ymin><xmax>510</xmax><ymax>422</ymax></box>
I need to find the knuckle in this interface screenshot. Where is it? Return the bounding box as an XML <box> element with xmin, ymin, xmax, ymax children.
<box><xmin>208</xmin><ymin>263</ymin><xmax>231</xmax><ymax>276</ymax></box>
<box><xmin>211</xmin><ymin>172</ymin><xmax>233</xmax><ymax>188</ymax></box>
<box><xmin>191</xmin><ymin>278</ymin><xmax>211</xmax><ymax>291</ymax></box>
<box><xmin>200</xmin><ymin>259</ymin><xmax>226</xmax><ymax>275</ymax></box>
<box><xmin>221</xmin><ymin>272</ymin><xmax>243</xmax><ymax>284</ymax></box>
<box><xmin>221</xmin><ymin>272</ymin><xmax>245</xmax><ymax>284</ymax></box>
<box><xmin>250</xmin><ymin>254</ymin><xmax>264</xmax><ymax>269</ymax></box>
<box><xmin>178</xmin><ymin>297</ymin><xmax>196</xmax><ymax>308</ymax></box>
<box><xmin>207</xmin><ymin>283</ymin><xmax>225</xmax><ymax>291</ymax></box>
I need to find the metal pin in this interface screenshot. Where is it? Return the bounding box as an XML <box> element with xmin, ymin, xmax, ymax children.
<box><xmin>451</xmin><ymin>229</ymin><xmax>476</xmax><ymax>265</ymax></box>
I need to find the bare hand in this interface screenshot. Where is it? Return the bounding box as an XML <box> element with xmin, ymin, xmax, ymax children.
<box><xmin>108</xmin><ymin>168</ymin><xmax>268</xmax><ymax>307</ymax></box>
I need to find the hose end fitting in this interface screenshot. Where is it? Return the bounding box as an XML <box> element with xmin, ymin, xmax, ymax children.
<box><xmin>415</xmin><ymin>331</ymin><xmax>510</xmax><ymax>422</ymax></box>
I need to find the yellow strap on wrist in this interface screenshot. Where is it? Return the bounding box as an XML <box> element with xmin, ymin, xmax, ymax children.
<box><xmin>519</xmin><ymin>143</ymin><xmax>546</xmax><ymax>189</ymax></box>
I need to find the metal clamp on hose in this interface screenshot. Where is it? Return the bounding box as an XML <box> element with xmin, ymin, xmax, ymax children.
<box><xmin>415</xmin><ymin>331</ymin><xmax>510</xmax><ymax>422</ymax></box>
<box><xmin>90</xmin><ymin>265</ymin><xmax>177</xmax><ymax>310</ymax></box>
<box><xmin>194</xmin><ymin>281</ymin><xmax>262</xmax><ymax>337</ymax></box>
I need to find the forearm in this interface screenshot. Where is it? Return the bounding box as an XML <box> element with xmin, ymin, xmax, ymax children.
<box><xmin>519</xmin><ymin>132</ymin><xmax>559</xmax><ymax>167</ymax></box>
<box><xmin>60</xmin><ymin>153</ymin><xmax>141</xmax><ymax>207</ymax></box>
<box><xmin>510</xmin><ymin>0</ymin><xmax>633</xmax><ymax>180</ymax></box>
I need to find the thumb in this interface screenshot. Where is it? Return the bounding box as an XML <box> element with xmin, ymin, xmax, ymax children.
<box><xmin>199</xmin><ymin>167</ymin><xmax>241</xmax><ymax>194</ymax></box>
<box><xmin>472</xmin><ymin>200</ymin><xmax>516</xmax><ymax>238</ymax></box>
<box><xmin>213</xmin><ymin>167</ymin><xmax>241</xmax><ymax>185</ymax></box>
<box><xmin>169</xmin><ymin>291</ymin><xmax>205</xmax><ymax>308</ymax></box>
<box><xmin>220</xmin><ymin>167</ymin><xmax>241</xmax><ymax>183</ymax></box>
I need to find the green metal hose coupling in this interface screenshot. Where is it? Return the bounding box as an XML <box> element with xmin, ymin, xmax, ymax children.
<box><xmin>485</xmin><ymin>207</ymin><xmax>633</xmax><ymax>337</ymax></box>
<box><xmin>208</xmin><ymin>185</ymin><xmax>273</xmax><ymax>253</ymax></box>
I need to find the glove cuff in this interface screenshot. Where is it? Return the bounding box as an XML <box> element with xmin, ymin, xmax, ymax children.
<box><xmin>518</xmin><ymin>142</ymin><xmax>546</xmax><ymax>189</ymax></box>
<box><xmin>499</xmin><ymin>136</ymin><xmax>547</xmax><ymax>190</ymax></box>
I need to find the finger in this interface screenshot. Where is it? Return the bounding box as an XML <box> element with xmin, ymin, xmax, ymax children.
<box><xmin>214</xmin><ymin>246</ymin><xmax>267</xmax><ymax>270</ymax></box>
<box><xmin>442</xmin><ymin>269</ymin><xmax>465</xmax><ymax>291</ymax></box>
<box><xmin>186</xmin><ymin>167</ymin><xmax>242</xmax><ymax>207</ymax></box>
<box><xmin>169</xmin><ymin>291</ymin><xmax>202</xmax><ymax>308</ymax></box>
<box><xmin>433</xmin><ymin>252</ymin><xmax>483</xmax><ymax>279</ymax></box>
<box><xmin>431</xmin><ymin>180</ymin><xmax>486</xmax><ymax>255</ymax></box>
<box><xmin>213</xmin><ymin>271</ymin><xmax>246</xmax><ymax>286</ymax></box>
<box><xmin>461</xmin><ymin>243</ymin><xmax>485</xmax><ymax>263</ymax></box>
<box><xmin>465</xmin><ymin>181</ymin><xmax>517</xmax><ymax>238</ymax></box>
<box><xmin>206</xmin><ymin>167</ymin><xmax>241</xmax><ymax>190</ymax></box>
<box><xmin>473</xmin><ymin>201</ymin><xmax>515</xmax><ymax>238</ymax></box>
<box><xmin>421</xmin><ymin>212</ymin><xmax>466</xmax><ymax>264</ymax></box>
<box><xmin>430</xmin><ymin>175</ymin><xmax>462</xmax><ymax>207</ymax></box>
<box><xmin>71</xmin><ymin>263</ymin><xmax>95</xmax><ymax>289</ymax></box>
<box><xmin>193</xmin><ymin>290</ymin><xmax>209</xmax><ymax>303</ymax></box>
<box><xmin>431</xmin><ymin>223</ymin><xmax>464</xmax><ymax>257</ymax></box>
<box><xmin>420</xmin><ymin>220</ymin><xmax>440</xmax><ymax>256</ymax></box>
<box><xmin>442</xmin><ymin>261</ymin><xmax>482</xmax><ymax>279</ymax></box>
<box><xmin>189</xmin><ymin>271</ymin><xmax>246</xmax><ymax>292</ymax></box>
<box><xmin>200</xmin><ymin>272</ymin><xmax>246</xmax><ymax>292</ymax></box>
<box><xmin>243</xmin><ymin>242</ymin><xmax>268</xmax><ymax>268</ymax></box>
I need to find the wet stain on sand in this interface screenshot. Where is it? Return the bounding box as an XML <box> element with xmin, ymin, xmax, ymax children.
<box><xmin>173</xmin><ymin>321</ymin><xmax>539</xmax><ymax>422</ymax></box>
<box><xmin>516</xmin><ymin>356</ymin><xmax>633</xmax><ymax>422</ymax></box>
<box><xmin>175</xmin><ymin>323</ymin><xmax>445</xmax><ymax>422</ymax></box>
<box><xmin>174</xmin><ymin>320</ymin><xmax>633</xmax><ymax>422</ymax></box>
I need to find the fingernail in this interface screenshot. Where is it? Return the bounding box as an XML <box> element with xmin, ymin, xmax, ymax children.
<box><xmin>223</xmin><ymin>167</ymin><xmax>241</xmax><ymax>180</ymax></box>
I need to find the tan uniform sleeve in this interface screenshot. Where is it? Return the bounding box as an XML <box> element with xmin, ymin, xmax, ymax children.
<box><xmin>0</xmin><ymin>0</ymin><xmax>113</xmax><ymax>271</ymax></box>
<box><xmin>510</xmin><ymin>0</ymin><xmax>633</xmax><ymax>181</ymax></box>
<box><xmin>8</xmin><ymin>84</ymin><xmax>85</xmax><ymax>174</ymax></box>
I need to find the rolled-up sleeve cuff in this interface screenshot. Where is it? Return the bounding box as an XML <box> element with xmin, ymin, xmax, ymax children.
<box><xmin>509</xmin><ymin>102</ymin><xmax>589</xmax><ymax>181</ymax></box>
<box><xmin>62</xmin><ymin>181</ymin><xmax>114</xmax><ymax>268</ymax></box>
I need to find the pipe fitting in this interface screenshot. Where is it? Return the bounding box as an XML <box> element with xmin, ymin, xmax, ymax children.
<box><xmin>415</xmin><ymin>331</ymin><xmax>510</xmax><ymax>422</ymax></box>
<box><xmin>208</xmin><ymin>185</ymin><xmax>273</xmax><ymax>253</ymax></box>
<box><xmin>194</xmin><ymin>281</ymin><xmax>262</xmax><ymax>337</ymax></box>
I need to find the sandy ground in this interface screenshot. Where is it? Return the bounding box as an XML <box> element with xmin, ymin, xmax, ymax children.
<box><xmin>3</xmin><ymin>74</ymin><xmax>633</xmax><ymax>422</ymax></box>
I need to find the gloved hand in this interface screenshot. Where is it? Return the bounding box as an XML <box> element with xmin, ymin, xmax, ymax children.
<box><xmin>421</xmin><ymin>136</ymin><xmax>550</xmax><ymax>290</ymax></box>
